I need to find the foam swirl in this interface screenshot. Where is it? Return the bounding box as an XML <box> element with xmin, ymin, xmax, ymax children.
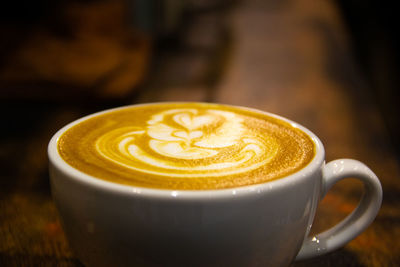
<box><xmin>58</xmin><ymin>103</ymin><xmax>315</xmax><ymax>190</ymax></box>
<box><xmin>95</xmin><ymin>109</ymin><xmax>279</xmax><ymax>177</ymax></box>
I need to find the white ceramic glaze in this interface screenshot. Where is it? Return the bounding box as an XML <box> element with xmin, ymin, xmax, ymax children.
<box><xmin>48</xmin><ymin>103</ymin><xmax>382</xmax><ymax>267</ymax></box>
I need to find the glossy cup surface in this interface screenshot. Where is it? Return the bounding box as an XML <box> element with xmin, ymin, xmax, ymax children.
<box><xmin>49</xmin><ymin>103</ymin><xmax>326</xmax><ymax>267</ymax></box>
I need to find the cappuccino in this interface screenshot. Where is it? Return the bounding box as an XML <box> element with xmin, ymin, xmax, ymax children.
<box><xmin>58</xmin><ymin>103</ymin><xmax>315</xmax><ymax>190</ymax></box>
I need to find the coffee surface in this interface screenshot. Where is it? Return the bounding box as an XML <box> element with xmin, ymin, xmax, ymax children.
<box><xmin>58</xmin><ymin>103</ymin><xmax>315</xmax><ymax>190</ymax></box>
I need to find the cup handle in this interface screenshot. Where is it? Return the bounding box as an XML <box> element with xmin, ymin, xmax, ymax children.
<box><xmin>295</xmin><ymin>159</ymin><xmax>382</xmax><ymax>260</ymax></box>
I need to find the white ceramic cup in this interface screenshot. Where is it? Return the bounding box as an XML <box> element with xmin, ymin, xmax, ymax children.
<box><xmin>48</xmin><ymin>105</ymin><xmax>382</xmax><ymax>267</ymax></box>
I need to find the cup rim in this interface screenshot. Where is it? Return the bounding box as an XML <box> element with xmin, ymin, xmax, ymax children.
<box><xmin>48</xmin><ymin>102</ymin><xmax>325</xmax><ymax>200</ymax></box>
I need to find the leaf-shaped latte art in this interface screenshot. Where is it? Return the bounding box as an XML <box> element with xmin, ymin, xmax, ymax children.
<box><xmin>95</xmin><ymin>108</ymin><xmax>279</xmax><ymax>177</ymax></box>
<box><xmin>58</xmin><ymin>103</ymin><xmax>315</xmax><ymax>190</ymax></box>
<box><xmin>173</xmin><ymin>113</ymin><xmax>215</xmax><ymax>130</ymax></box>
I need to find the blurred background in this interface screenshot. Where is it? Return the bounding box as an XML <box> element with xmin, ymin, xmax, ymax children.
<box><xmin>1</xmin><ymin>0</ymin><xmax>399</xmax><ymax>266</ymax></box>
<box><xmin>1</xmin><ymin>0</ymin><xmax>399</xmax><ymax>149</ymax></box>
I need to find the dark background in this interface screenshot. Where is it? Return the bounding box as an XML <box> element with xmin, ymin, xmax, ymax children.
<box><xmin>1</xmin><ymin>0</ymin><xmax>399</xmax><ymax>153</ymax></box>
<box><xmin>338</xmin><ymin>0</ymin><xmax>400</xmax><ymax>156</ymax></box>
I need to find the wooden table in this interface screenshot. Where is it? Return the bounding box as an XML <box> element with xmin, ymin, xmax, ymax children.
<box><xmin>1</xmin><ymin>0</ymin><xmax>399</xmax><ymax>266</ymax></box>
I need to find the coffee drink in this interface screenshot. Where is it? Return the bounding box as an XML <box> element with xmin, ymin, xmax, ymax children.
<box><xmin>51</xmin><ymin>103</ymin><xmax>382</xmax><ymax>267</ymax></box>
<box><xmin>58</xmin><ymin>103</ymin><xmax>315</xmax><ymax>190</ymax></box>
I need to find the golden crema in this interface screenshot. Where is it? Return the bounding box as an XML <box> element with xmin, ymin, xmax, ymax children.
<box><xmin>58</xmin><ymin>103</ymin><xmax>315</xmax><ymax>190</ymax></box>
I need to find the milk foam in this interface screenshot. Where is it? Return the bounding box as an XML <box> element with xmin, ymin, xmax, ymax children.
<box><xmin>95</xmin><ymin>109</ymin><xmax>278</xmax><ymax>177</ymax></box>
<box><xmin>58</xmin><ymin>103</ymin><xmax>315</xmax><ymax>190</ymax></box>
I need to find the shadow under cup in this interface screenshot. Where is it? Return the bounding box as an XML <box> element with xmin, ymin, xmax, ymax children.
<box><xmin>48</xmin><ymin>103</ymin><xmax>382</xmax><ymax>267</ymax></box>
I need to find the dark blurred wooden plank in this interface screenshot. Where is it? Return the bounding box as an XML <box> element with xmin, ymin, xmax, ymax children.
<box><xmin>135</xmin><ymin>7</ymin><xmax>229</xmax><ymax>104</ymax></box>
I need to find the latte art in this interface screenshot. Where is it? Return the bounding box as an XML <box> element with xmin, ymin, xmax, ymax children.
<box><xmin>95</xmin><ymin>109</ymin><xmax>279</xmax><ymax>178</ymax></box>
<box><xmin>58</xmin><ymin>103</ymin><xmax>315</xmax><ymax>190</ymax></box>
